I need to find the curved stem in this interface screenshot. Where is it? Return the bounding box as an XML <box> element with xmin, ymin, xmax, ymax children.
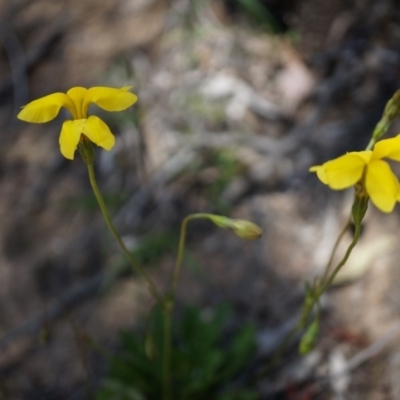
<box><xmin>170</xmin><ymin>213</ymin><xmax>210</xmax><ymax>294</ymax></box>
<box><xmin>321</xmin><ymin>214</ymin><xmax>352</xmax><ymax>286</ymax></box>
<box><xmin>162</xmin><ymin>213</ymin><xmax>212</xmax><ymax>400</ymax></box>
<box><xmin>263</xmin><ymin>218</ymin><xmax>362</xmax><ymax>376</ymax></box>
<box><xmin>320</xmin><ymin>219</ymin><xmax>362</xmax><ymax>293</ymax></box>
<box><xmin>86</xmin><ymin>162</ymin><xmax>162</xmax><ymax>303</ymax></box>
<box><xmin>170</xmin><ymin>215</ymin><xmax>190</xmax><ymax>296</ymax></box>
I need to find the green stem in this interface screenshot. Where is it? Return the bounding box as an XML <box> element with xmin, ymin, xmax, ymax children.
<box><xmin>86</xmin><ymin>162</ymin><xmax>162</xmax><ymax>303</ymax></box>
<box><xmin>319</xmin><ymin>219</ymin><xmax>362</xmax><ymax>293</ymax></box>
<box><xmin>321</xmin><ymin>214</ymin><xmax>352</xmax><ymax>285</ymax></box>
<box><xmin>170</xmin><ymin>213</ymin><xmax>210</xmax><ymax>294</ymax></box>
<box><xmin>162</xmin><ymin>305</ymin><xmax>172</xmax><ymax>400</ymax></box>
<box><xmin>365</xmin><ymin>138</ymin><xmax>375</xmax><ymax>151</ymax></box>
<box><xmin>263</xmin><ymin>218</ymin><xmax>362</xmax><ymax>375</ymax></box>
<box><xmin>162</xmin><ymin>213</ymin><xmax>211</xmax><ymax>400</ymax></box>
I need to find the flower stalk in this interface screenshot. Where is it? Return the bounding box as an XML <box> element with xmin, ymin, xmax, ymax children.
<box><xmin>86</xmin><ymin>159</ymin><xmax>162</xmax><ymax>304</ymax></box>
<box><xmin>164</xmin><ymin>213</ymin><xmax>262</xmax><ymax>399</ymax></box>
<box><xmin>294</xmin><ymin>89</ymin><xmax>400</xmax><ymax>359</ymax></box>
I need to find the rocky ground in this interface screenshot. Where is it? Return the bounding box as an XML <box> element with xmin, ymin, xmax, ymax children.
<box><xmin>1</xmin><ymin>0</ymin><xmax>400</xmax><ymax>399</ymax></box>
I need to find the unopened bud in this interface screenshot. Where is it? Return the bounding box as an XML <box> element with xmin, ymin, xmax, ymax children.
<box><xmin>372</xmin><ymin>89</ymin><xmax>400</xmax><ymax>142</ymax></box>
<box><xmin>230</xmin><ymin>219</ymin><xmax>262</xmax><ymax>240</ymax></box>
<box><xmin>208</xmin><ymin>215</ymin><xmax>262</xmax><ymax>240</ymax></box>
<box><xmin>352</xmin><ymin>192</ymin><xmax>368</xmax><ymax>226</ymax></box>
<box><xmin>78</xmin><ymin>137</ymin><xmax>95</xmax><ymax>165</ymax></box>
<box><xmin>299</xmin><ymin>318</ymin><xmax>319</xmax><ymax>355</ymax></box>
<box><xmin>383</xmin><ymin>89</ymin><xmax>400</xmax><ymax>121</ymax></box>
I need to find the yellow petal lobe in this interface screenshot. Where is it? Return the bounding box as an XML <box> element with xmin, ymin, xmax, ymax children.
<box><xmin>309</xmin><ymin>165</ymin><xmax>328</xmax><ymax>184</ymax></box>
<box><xmin>372</xmin><ymin>135</ymin><xmax>400</xmax><ymax>161</ymax></box>
<box><xmin>18</xmin><ymin>93</ymin><xmax>72</xmax><ymax>123</ymax></box>
<box><xmin>85</xmin><ymin>86</ymin><xmax>138</xmax><ymax>112</ymax></box>
<box><xmin>354</xmin><ymin>150</ymin><xmax>373</xmax><ymax>163</ymax></box>
<box><xmin>66</xmin><ymin>87</ymin><xmax>88</xmax><ymax>119</ymax></box>
<box><xmin>59</xmin><ymin>119</ymin><xmax>85</xmax><ymax>160</ymax></box>
<box><xmin>82</xmin><ymin>116</ymin><xmax>115</xmax><ymax>150</ymax></box>
<box><xmin>321</xmin><ymin>152</ymin><xmax>368</xmax><ymax>189</ymax></box>
<box><xmin>365</xmin><ymin>160</ymin><xmax>400</xmax><ymax>213</ymax></box>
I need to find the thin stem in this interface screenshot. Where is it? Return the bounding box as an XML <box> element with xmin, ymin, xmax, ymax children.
<box><xmin>321</xmin><ymin>214</ymin><xmax>352</xmax><ymax>285</ymax></box>
<box><xmin>365</xmin><ymin>138</ymin><xmax>375</xmax><ymax>151</ymax></box>
<box><xmin>261</xmin><ymin>218</ymin><xmax>362</xmax><ymax>377</ymax></box>
<box><xmin>162</xmin><ymin>306</ymin><xmax>172</xmax><ymax>400</ymax></box>
<box><xmin>320</xmin><ymin>219</ymin><xmax>362</xmax><ymax>293</ymax></box>
<box><xmin>86</xmin><ymin>162</ymin><xmax>162</xmax><ymax>303</ymax></box>
<box><xmin>162</xmin><ymin>213</ymin><xmax>211</xmax><ymax>400</ymax></box>
<box><xmin>170</xmin><ymin>213</ymin><xmax>210</xmax><ymax>294</ymax></box>
<box><xmin>171</xmin><ymin>215</ymin><xmax>190</xmax><ymax>295</ymax></box>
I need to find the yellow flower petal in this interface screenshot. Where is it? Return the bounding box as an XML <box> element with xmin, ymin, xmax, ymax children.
<box><xmin>82</xmin><ymin>116</ymin><xmax>115</xmax><ymax>150</ymax></box>
<box><xmin>17</xmin><ymin>93</ymin><xmax>73</xmax><ymax>123</ymax></box>
<box><xmin>354</xmin><ymin>150</ymin><xmax>373</xmax><ymax>163</ymax></box>
<box><xmin>66</xmin><ymin>87</ymin><xmax>88</xmax><ymax>119</ymax></box>
<box><xmin>365</xmin><ymin>160</ymin><xmax>400</xmax><ymax>213</ymax></box>
<box><xmin>85</xmin><ymin>86</ymin><xmax>138</xmax><ymax>112</ymax></box>
<box><xmin>59</xmin><ymin>119</ymin><xmax>85</xmax><ymax>160</ymax></box>
<box><xmin>309</xmin><ymin>165</ymin><xmax>328</xmax><ymax>184</ymax></box>
<box><xmin>372</xmin><ymin>135</ymin><xmax>400</xmax><ymax>161</ymax></box>
<box><xmin>320</xmin><ymin>152</ymin><xmax>369</xmax><ymax>189</ymax></box>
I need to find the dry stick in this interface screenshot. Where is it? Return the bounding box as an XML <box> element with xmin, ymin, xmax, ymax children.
<box><xmin>263</xmin><ymin>321</ymin><xmax>400</xmax><ymax>399</ymax></box>
<box><xmin>60</xmin><ymin>302</ymin><xmax>92</xmax><ymax>400</ymax></box>
<box><xmin>334</xmin><ymin>320</ymin><xmax>400</xmax><ymax>377</ymax></box>
<box><xmin>0</xmin><ymin>273</ymin><xmax>105</xmax><ymax>352</ymax></box>
<box><xmin>0</xmin><ymin>22</ymin><xmax>64</xmax><ymax>104</ymax></box>
<box><xmin>0</xmin><ymin>254</ymin><xmax>148</xmax><ymax>353</ymax></box>
<box><xmin>310</xmin><ymin>321</ymin><xmax>400</xmax><ymax>397</ymax></box>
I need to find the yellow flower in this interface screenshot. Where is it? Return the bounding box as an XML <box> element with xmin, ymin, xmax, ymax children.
<box><xmin>309</xmin><ymin>135</ymin><xmax>400</xmax><ymax>213</ymax></box>
<box><xmin>17</xmin><ymin>86</ymin><xmax>138</xmax><ymax>160</ymax></box>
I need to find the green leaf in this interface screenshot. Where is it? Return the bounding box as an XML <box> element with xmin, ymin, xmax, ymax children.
<box><xmin>96</xmin><ymin>379</ymin><xmax>145</xmax><ymax>400</ymax></box>
<box><xmin>218</xmin><ymin>324</ymin><xmax>256</xmax><ymax>382</ymax></box>
<box><xmin>236</xmin><ymin>0</ymin><xmax>281</xmax><ymax>33</ymax></box>
<box><xmin>299</xmin><ymin>318</ymin><xmax>319</xmax><ymax>355</ymax></box>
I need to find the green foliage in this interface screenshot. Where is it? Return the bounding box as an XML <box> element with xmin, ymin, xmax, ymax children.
<box><xmin>132</xmin><ymin>233</ymin><xmax>178</xmax><ymax>267</ymax></box>
<box><xmin>108</xmin><ymin>232</ymin><xmax>178</xmax><ymax>284</ymax></box>
<box><xmin>96</xmin><ymin>304</ymin><xmax>257</xmax><ymax>400</ymax></box>
<box><xmin>299</xmin><ymin>318</ymin><xmax>319</xmax><ymax>355</ymax></box>
<box><xmin>235</xmin><ymin>0</ymin><xmax>282</xmax><ymax>33</ymax></box>
<box><xmin>205</xmin><ymin>150</ymin><xmax>243</xmax><ymax>214</ymax></box>
<box><xmin>63</xmin><ymin>192</ymin><xmax>127</xmax><ymax>212</ymax></box>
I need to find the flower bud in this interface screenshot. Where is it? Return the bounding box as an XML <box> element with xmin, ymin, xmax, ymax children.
<box><xmin>351</xmin><ymin>193</ymin><xmax>368</xmax><ymax>226</ymax></box>
<box><xmin>383</xmin><ymin>89</ymin><xmax>400</xmax><ymax>122</ymax></box>
<box><xmin>299</xmin><ymin>318</ymin><xmax>319</xmax><ymax>355</ymax></box>
<box><xmin>78</xmin><ymin>138</ymin><xmax>95</xmax><ymax>165</ymax></box>
<box><xmin>230</xmin><ymin>219</ymin><xmax>263</xmax><ymax>240</ymax></box>
<box><xmin>371</xmin><ymin>89</ymin><xmax>400</xmax><ymax>142</ymax></box>
<box><xmin>207</xmin><ymin>215</ymin><xmax>262</xmax><ymax>240</ymax></box>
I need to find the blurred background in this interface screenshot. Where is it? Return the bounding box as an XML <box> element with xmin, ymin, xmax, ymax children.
<box><xmin>1</xmin><ymin>0</ymin><xmax>400</xmax><ymax>398</ymax></box>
